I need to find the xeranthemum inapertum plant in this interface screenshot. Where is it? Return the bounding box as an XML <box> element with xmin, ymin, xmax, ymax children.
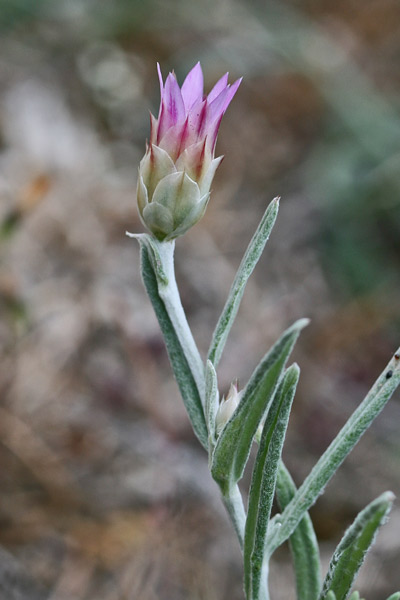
<box><xmin>129</xmin><ymin>62</ymin><xmax>400</xmax><ymax>600</ymax></box>
<box><xmin>136</xmin><ymin>63</ymin><xmax>241</xmax><ymax>240</ymax></box>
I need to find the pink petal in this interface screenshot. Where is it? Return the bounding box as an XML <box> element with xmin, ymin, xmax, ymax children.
<box><xmin>208</xmin><ymin>77</ymin><xmax>242</xmax><ymax>123</ymax></box>
<box><xmin>187</xmin><ymin>98</ymin><xmax>208</xmax><ymax>140</ymax></box>
<box><xmin>207</xmin><ymin>73</ymin><xmax>229</xmax><ymax>103</ymax></box>
<box><xmin>181</xmin><ymin>62</ymin><xmax>204</xmax><ymax>111</ymax></box>
<box><xmin>158</xmin><ymin>118</ymin><xmax>189</xmax><ymax>161</ymax></box>
<box><xmin>221</xmin><ymin>77</ymin><xmax>242</xmax><ymax>113</ymax></box>
<box><xmin>207</xmin><ymin>87</ymin><xmax>230</xmax><ymax>123</ymax></box>
<box><xmin>208</xmin><ymin>114</ymin><xmax>223</xmax><ymax>152</ymax></box>
<box><xmin>164</xmin><ymin>73</ymin><xmax>185</xmax><ymax>123</ymax></box>
<box><xmin>158</xmin><ymin>73</ymin><xmax>186</xmax><ymax>140</ymax></box>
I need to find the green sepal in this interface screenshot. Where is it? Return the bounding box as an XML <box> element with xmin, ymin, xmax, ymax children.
<box><xmin>211</xmin><ymin>319</ymin><xmax>308</xmax><ymax>492</ymax></box>
<box><xmin>347</xmin><ymin>593</ymin><xmax>361</xmax><ymax>600</ymax></box>
<box><xmin>319</xmin><ymin>491</ymin><xmax>394</xmax><ymax>600</ymax></box>
<box><xmin>139</xmin><ymin>243</ymin><xmax>208</xmax><ymax>448</ymax></box>
<box><xmin>244</xmin><ymin>364</ymin><xmax>300</xmax><ymax>600</ymax></box>
<box><xmin>275</xmin><ymin>461</ymin><xmax>321</xmax><ymax>600</ymax></box>
<box><xmin>208</xmin><ymin>197</ymin><xmax>279</xmax><ymax>367</ymax></box>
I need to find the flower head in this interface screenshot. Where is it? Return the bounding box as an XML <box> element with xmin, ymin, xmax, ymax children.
<box><xmin>137</xmin><ymin>63</ymin><xmax>241</xmax><ymax>241</ymax></box>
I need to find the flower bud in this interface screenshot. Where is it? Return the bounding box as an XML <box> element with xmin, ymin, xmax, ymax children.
<box><xmin>137</xmin><ymin>63</ymin><xmax>241</xmax><ymax>241</ymax></box>
<box><xmin>215</xmin><ymin>382</ymin><xmax>242</xmax><ymax>436</ymax></box>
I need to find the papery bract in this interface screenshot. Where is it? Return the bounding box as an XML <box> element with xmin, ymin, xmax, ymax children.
<box><xmin>137</xmin><ymin>63</ymin><xmax>241</xmax><ymax>241</ymax></box>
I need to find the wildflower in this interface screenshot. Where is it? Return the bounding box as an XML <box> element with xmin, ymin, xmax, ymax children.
<box><xmin>137</xmin><ymin>63</ymin><xmax>241</xmax><ymax>241</ymax></box>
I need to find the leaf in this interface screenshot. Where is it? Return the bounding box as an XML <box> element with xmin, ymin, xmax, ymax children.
<box><xmin>208</xmin><ymin>198</ymin><xmax>279</xmax><ymax>367</ymax></box>
<box><xmin>244</xmin><ymin>365</ymin><xmax>300</xmax><ymax>600</ymax></box>
<box><xmin>211</xmin><ymin>319</ymin><xmax>308</xmax><ymax>492</ymax></box>
<box><xmin>386</xmin><ymin>594</ymin><xmax>400</xmax><ymax>600</ymax></box>
<box><xmin>268</xmin><ymin>346</ymin><xmax>400</xmax><ymax>553</ymax></box>
<box><xmin>205</xmin><ymin>360</ymin><xmax>219</xmax><ymax>450</ymax></box>
<box><xmin>133</xmin><ymin>233</ymin><xmax>206</xmax><ymax>402</ymax></box>
<box><xmin>275</xmin><ymin>461</ymin><xmax>321</xmax><ymax>600</ymax></box>
<box><xmin>140</xmin><ymin>244</ymin><xmax>208</xmax><ymax>448</ymax></box>
<box><xmin>320</xmin><ymin>491</ymin><xmax>394</xmax><ymax>600</ymax></box>
<box><xmin>127</xmin><ymin>231</ymin><xmax>168</xmax><ymax>285</ymax></box>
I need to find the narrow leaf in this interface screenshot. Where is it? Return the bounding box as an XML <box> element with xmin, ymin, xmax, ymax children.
<box><xmin>140</xmin><ymin>245</ymin><xmax>208</xmax><ymax>448</ymax></box>
<box><xmin>244</xmin><ymin>365</ymin><xmax>300</xmax><ymax>600</ymax></box>
<box><xmin>320</xmin><ymin>491</ymin><xmax>394</xmax><ymax>600</ymax></box>
<box><xmin>275</xmin><ymin>461</ymin><xmax>321</xmax><ymax>600</ymax></box>
<box><xmin>211</xmin><ymin>319</ymin><xmax>308</xmax><ymax>491</ymax></box>
<box><xmin>205</xmin><ymin>360</ymin><xmax>219</xmax><ymax>449</ymax></box>
<box><xmin>208</xmin><ymin>198</ymin><xmax>279</xmax><ymax>367</ymax></box>
<box><xmin>268</xmin><ymin>347</ymin><xmax>400</xmax><ymax>553</ymax></box>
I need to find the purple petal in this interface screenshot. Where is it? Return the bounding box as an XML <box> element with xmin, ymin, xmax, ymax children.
<box><xmin>187</xmin><ymin>98</ymin><xmax>207</xmax><ymax>139</ymax></box>
<box><xmin>208</xmin><ymin>77</ymin><xmax>242</xmax><ymax>122</ymax></box>
<box><xmin>158</xmin><ymin>118</ymin><xmax>189</xmax><ymax>161</ymax></box>
<box><xmin>207</xmin><ymin>73</ymin><xmax>229</xmax><ymax>103</ymax></box>
<box><xmin>207</xmin><ymin>88</ymin><xmax>230</xmax><ymax>123</ymax></box>
<box><xmin>208</xmin><ymin>114</ymin><xmax>223</xmax><ymax>151</ymax></box>
<box><xmin>158</xmin><ymin>73</ymin><xmax>185</xmax><ymax>140</ymax></box>
<box><xmin>163</xmin><ymin>73</ymin><xmax>185</xmax><ymax>123</ymax></box>
<box><xmin>221</xmin><ymin>77</ymin><xmax>242</xmax><ymax>113</ymax></box>
<box><xmin>181</xmin><ymin>62</ymin><xmax>204</xmax><ymax>111</ymax></box>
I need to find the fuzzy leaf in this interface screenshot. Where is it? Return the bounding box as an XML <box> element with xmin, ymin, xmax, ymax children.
<box><xmin>244</xmin><ymin>365</ymin><xmax>300</xmax><ymax>600</ymax></box>
<box><xmin>211</xmin><ymin>319</ymin><xmax>308</xmax><ymax>492</ymax></box>
<box><xmin>205</xmin><ymin>360</ymin><xmax>219</xmax><ymax>449</ymax></box>
<box><xmin>208</xmin><ymin>198</ymin><xmax>279</xmax><ymax>367</ymax></box>
<box><xmin>320</xmin><ymin>492</ymin><xmax>394</xmax><ymax>600</ymax></box>
<box><xmin>268</xmin><ymin>347</ymin><xmax>400</xmax><ymax>554</ymax></box>
<box><xmin>275</xmin><ymin>461</ymin><xmax>321</xmax><ymax>600</ymax></box>
<box><xmin>140</xmin><ymin>244</ymin><xmax>208</xmax><ymax>447</ymax></box>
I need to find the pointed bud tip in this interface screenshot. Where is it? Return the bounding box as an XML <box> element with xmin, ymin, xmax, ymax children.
<box><xmin>382</xmin><ymin>491</ymin><xmax>396</xmax><ymax>504</ymax></box>
<box><xmin>295</xmin><ymin>317</ymin><xmax>311</xmax><ymax>331</ymax></box>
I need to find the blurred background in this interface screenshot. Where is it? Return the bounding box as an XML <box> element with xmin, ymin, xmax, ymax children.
<box><xmin>0</xmin><ymin>0</ymin><xmax>399</xmax><ymax>598</ymax></box>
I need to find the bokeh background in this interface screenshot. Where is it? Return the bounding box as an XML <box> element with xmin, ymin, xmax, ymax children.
<box><xmin>0</xmin><ymin>1</ymin><xmax>399</xmax><ymax>598</ymax></box>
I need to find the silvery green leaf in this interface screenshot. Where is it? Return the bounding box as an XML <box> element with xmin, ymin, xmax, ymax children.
<box><xmin>208</xmin><ymin>198</ymin><xmax>279</xmax><ymax>367</ymax></box>
<box><xmin>319</xmin><ymin>491</ymin><xmax>394</xmax><ymax>600</ymax></box>
<box><xmin>275</xmin><ymin>461</ymin><xmax>321</xmax><ymax>600</ymax></box>
<box><xmin>205</xmin><ymin>359</ymin><xmax>219</xmax><ymax>450</ymax></box>
<box><xmin>244</xmin><ymin>365</ymin><xmax>300</xmax><ymax>600</ymax></box>
<box><xmin>211</xmin><ymin>319</ymin><xmax>308</xmax><ymax>492</ymax></box>
<box><xmin>268</xmin><ymin>347</ymin><xmax>400</xmax><ymax>554</ymax></box>
<box><xmin>139</xmin><ymin>244</ymin><xmax>208</xmax><ymax>448</ymax></box>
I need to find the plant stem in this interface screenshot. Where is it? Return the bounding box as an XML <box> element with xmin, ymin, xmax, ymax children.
<box><xmin>222</xmin><ymin>484</ymin><xmax>247</xmax><ymax>549</ymax></box>
<box><xmin>155</xmin><ymin>239</ymin><xmax>205</xmax><ymax>403</ymax></box>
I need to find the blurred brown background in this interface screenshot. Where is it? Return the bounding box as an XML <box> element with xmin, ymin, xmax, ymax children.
<box><xmin>0</xmin><ymin>1</ymin><xmax>399</xmax><ymax>598</ymax></box>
